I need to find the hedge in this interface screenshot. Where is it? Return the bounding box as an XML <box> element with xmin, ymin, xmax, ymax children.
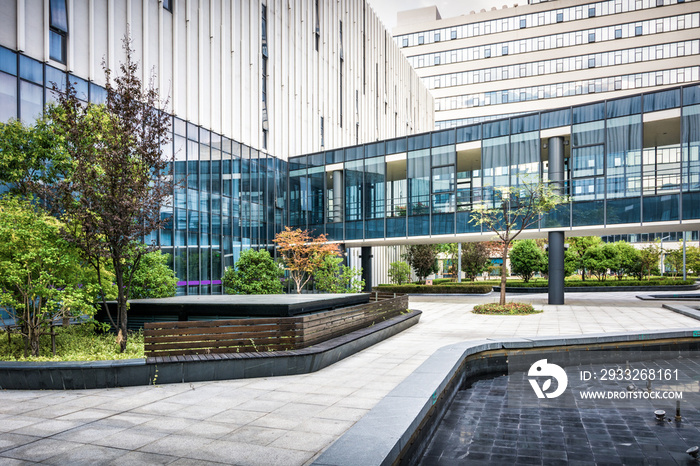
<box><xmin>502</xmin><ymin>279</ymin><xmax>696</xmax><ymax>288</ymax></box>
<box><xmin>375</xmin><ymin>284</ymin><xmax>492</xmax><ymax>294</ymax></box>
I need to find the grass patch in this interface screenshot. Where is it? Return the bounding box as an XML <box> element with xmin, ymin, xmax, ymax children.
<box><xmin>0</xmin><ymin>324</ymin><xmax>144</xmax><ymax>362</ymax></box>
<box><xmin>473</xmin><ymin>302</ymin><xmax>542</xmax><ymax>315</ymax></box>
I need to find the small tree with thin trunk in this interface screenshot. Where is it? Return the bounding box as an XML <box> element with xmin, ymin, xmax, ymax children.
<box><xmin>403</xmin><ymin>244</ymin><xmax>439</xmax><ymax>283</ymax></box>
<box><xmin>47</xmin><ymin>36</ymin><xmax>172</xmax><ymax>352</ymax></box>
<box><xmin>274</xmin><ymin>227</ymin><xmax>340</xmax><ymax>293</ymax></box>
<box><xmin>461</xmin><ymin>242</ymin><xmax>491</xmax><ymax>281</ymax></box>
<box><xmin>470</xmin><ymin>182</ymin><xmax>565</xmax><ymax>305</ymax></box>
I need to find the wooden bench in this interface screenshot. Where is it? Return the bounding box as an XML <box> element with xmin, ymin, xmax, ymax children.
<box><xmin>144</xmin><ymin>294</ymin><xmax>408</xmax><ymax>358</ymax></box>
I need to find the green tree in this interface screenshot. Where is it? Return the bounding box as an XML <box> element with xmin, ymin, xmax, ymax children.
<box><xmin>583</xmin><ymin>243</ymin><xmax>620</xmax><ymax>281</ymax></box>
<box><xmin>614</xmin><ymin>241</ymin><xmax>641</xmax><ymax>279</ymax></box>
<box><xmin>567</xmin><ymin>237</ymin><xmax>602</xmax><ymax>280</ymax></box>
<box><xmin>509</xmin><ymin>240</ymin><xmax>545</xmax><ymax>283</ymax></box>
<box><xmin>47</xmin><ymin>38</ymin><xmax>172</xmax><ymax>352</ymax></box>
<box><xmin>638</xmin><ymin>244</ymin><xmax>662</xmax><ymax>280</ymax></box>
<box><xmin>470</xmin><ymin>181</ymin><xmax>566</xmax><ymax>304</ymax></box>
<box><xmin>222</xmin><ymin>249</ymin><xmax>284</xmax><ymax>295</ymax></box>
<box><xmin>313</xmin><ymin>255</ymin><xmax>364</xmax><ymax>293</ymax></box>
<box><xmin>0</xmin><ymin>117</ymin><xmax>72</xmax><ymax>197</ymax></box>
<box><xmin>388</xmin><ymin>261</ymin><xmax>411</xmax><ymax>285</ymax></box>
<box><xmin>403</xmin><ymin>244</ymin><xmax>439</xmax><ymax>282</ymax></box>
<box><xmin>687</xmin><ymin>246</ymin><xmax>700</xmax><ymax>275</ymax></box>
<box><xmin>0</xmin><ymin>196</ymin><xmax>96</xmax><ymax>357</ymax></box>
<box><xmin>129</xmin><ymin>250</ymin><xmax>178</xmax><ymax>299</ymax></box>
<box><xmin>461</xmin><ymin>242</ymin><xmax>491</xmax><ymax>281</ymax></box>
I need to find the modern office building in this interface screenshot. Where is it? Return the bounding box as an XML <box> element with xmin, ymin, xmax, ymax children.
<box><xmin>393</xmin><ymin>0</ymin><xmax>700</xmax><ymax>129</ymax></box>
<box><xmin>0</xmin><ymin>0</ymin><xmax>434</xmax><ymax>294</ymax></box>
<box><xmin>1</xmin><ymin>1</ymin><xmax>698</xmax><ymax>296</ymax></box>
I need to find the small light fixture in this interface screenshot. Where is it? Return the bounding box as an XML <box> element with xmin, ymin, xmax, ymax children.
<box><xmin>687</xmin><ymin>446</ymin><xmax>699</xmax><ymax>458</ymax></box>
<box><xmin>654</xmin><ymin>410</ymin><xmax>666</xmax><ymax>421</ymax></box>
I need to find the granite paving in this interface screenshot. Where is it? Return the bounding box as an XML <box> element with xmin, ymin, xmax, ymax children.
<box><xmin>0</xmin><ymin>291</ymin><xmax>698</xmax><ymax>465</ymax></box>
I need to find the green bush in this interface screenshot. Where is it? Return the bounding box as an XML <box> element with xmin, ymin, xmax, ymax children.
<box><xmin>314</xmin><ymin>255</ymin><xmax>364</xmax><ymax>293</ymax></box>
<box><xmin>222</xmin><ymin>249</ymin><xmax>284</xmax><ymax>294</ymax></box>
<box><xmin>498</xmin><ymin>278</ymin><xmax>696</xmax><ymax>288</ymax></box>
<box><xmin>388</xmin><ymin>261</ymin><xmax>411</xmax><ymax>285</ymax></box>
<box><xmin>473</xmin><ymin>302</ymin><xmax>542</xmax><ymax>315</ymax></box>
<box><xmin>130</xmin><ymin>250</ymin><xmax>178</xmax><ymax>299</ymax></box>
<box><xmin>375</xmin><ymin>284</ymin><xmax>492</xmax><ymax>294</ymax></box>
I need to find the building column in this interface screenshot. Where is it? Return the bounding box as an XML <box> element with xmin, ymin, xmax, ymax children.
<box><xmin>457</xmin><ymin>243</ymin><xmax>462</xmax><ymax>283</ymax></box>
<box><xmin>361</xmin><ymin>246</ymin><xmax>372</xmax><ymax>293</ymax></box>
<box><xmin>333</xmin><ymin>170</ymin><xmax>343</xmax><ymax>223</ymax></box>
<box><xmin>548</xmin><ymin>136</ymin><xmax>565</xmax><ymax>305</ymax></box>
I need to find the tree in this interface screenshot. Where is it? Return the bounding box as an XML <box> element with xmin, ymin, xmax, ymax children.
<box><xmin>388</xmin><ymin>261</ymin><xmax>411</xmax><ymax>285</ymax></box>
<box><xmin>403</xmin><ymin>244</ymin><xmax>438</xmax><ymax>282</ymax></box>
<box><xmin>0</xmin><ymin>196</ymin><xmax>96</xmax><ymax>357</ymax></box>
<box><xmin>583</xmin><ymin>243</ymin><xmax>620</xmax><ymax>281</ymax></box>
<box><xmin>687</xmin><ymin>246</ymin><xmax>700</xmax><ymax>275</ymax></box>
<box><xmin>437</xmin><ymin>243</ymin><xmax>459</xmax><ymax>279</ymax></box>
<box><xmin>222</xmin><ymin>249</ymin><xmax>283</xmax><ymax>295</ymax></box>
<box><xmin>461</xmin><ymin>242</ymin><xmax>491</xmax><ymax>281</ymax></box>
<box><xmin>638</xmin><ymin>244</ymin><xmax>662</xmax><ymax>280</ymax></box>
<box><xmin>470</xmin><ymin>182</ymin><xmax>565</xmax><ymax>305</ymax></box>
<box><xmin>509</xmin><ymin>240</ymin><xmax>546</xmax><ymax>283</ymax></box>
<box><xmin>567</xmin><ymin>236</ymin><xmax>602</xmax><ymax>280</ymax></box>
<box><xmin>313</xmin><ymin>255</ymin><xmax>364</xmax><ymax>293</ymax></box>
<box><xmin>129</xmin><ymin>250</ymin><xmax>178</xmax><ymax>299</ymax></box>
<box><xmin>0</xmin><ymin>117</ymin><xmax>72</xmax><ymax>197</ymax></box>
<box><xmin>274</xmin><ymin>227</ymin><xmax>340</xmax><ymax>293</ymax></box>
<box><xmin>47</xmin><ymin>37</ymin><xmax>172</xmax><ymax>352</ymax></box>
<box><xmin>614</xmin><ymin>241</ymin><xmax>641</xmax><ymax>279</ymax></box>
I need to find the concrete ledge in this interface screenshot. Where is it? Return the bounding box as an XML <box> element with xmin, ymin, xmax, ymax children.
<box><xmin>0</xmin><ymin>310</ymin><xmax>421</xmax><ymax>390</ymax></box>
<box><xmin>313</xmin><ymin>327</ymin><xmax>700</xmax><ymax>466</ymax></box>
<box><xmin>662</xmin><ymin>303</ymin><xmax>700</xmax><ymax>321</ymax></box>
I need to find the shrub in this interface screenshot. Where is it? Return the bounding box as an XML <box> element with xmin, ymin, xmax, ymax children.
<box><xmin>388</xmin><ymin>261</ymin><xmax>411</xmax><ymax>285</ymax></box>
<box><xmin>472</xmin><ymin>302</ymin><xmax>541</xmax><ymax>315</ymax></box>
<box><xmin>314</xmin><ymin>255</ymin><xmax>364</xmax><ymax>293</ymax></box>
<box><xmin>130</xmin><ymin>250</ymin><xmax>178</xmax><ymax>299</ymax></box>
<box><xmin>222</xmin><ymin>249</ymin><xmax>283</xmax><ymax>294</ymax></box>
<box><xmin>510</xmin><ymin>240</ymin><xmax>545</xmax><ymax>283</ymax></box>
<box><xmin>375</xmin><ymin>284</ymin><xmax>492</xmax><ymax>294</ymax></box>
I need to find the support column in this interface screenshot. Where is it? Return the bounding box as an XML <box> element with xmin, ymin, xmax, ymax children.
<box><xmin>361</xmin><ymin>246</ymin><xmax>372</xmax><ymax>293</ymax></box>
<box><xmin>457</xmin><ymin>243</ymin><xmax>462</xmax><ymax>283</ymax></box>
<box><xmin>333</xmin><ymin>171</ymin><xmax>343</xmax><ymax>223</ymax></box>
<box><xmin>548</xmin><ymin>136</ymin><xmax>565</xmax><ymax>305</ymax></box>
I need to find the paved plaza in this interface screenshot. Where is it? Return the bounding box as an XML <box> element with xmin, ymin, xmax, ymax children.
<box><xmin>0</xmin><ymin>292</ymin><xmax>698</xmax><ymax>465</ymax></box>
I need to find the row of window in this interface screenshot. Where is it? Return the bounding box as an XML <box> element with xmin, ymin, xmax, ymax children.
<box><xmin>425</xmin><ymin>40</ymin><xmax>699</xmax><ymax>90</ymax></box>
<box><xmin>434</xmin><ymin>66</ymin><xmax>699</xmax><ymax>111</ymax></box>
<box><xmin>395</xmin><ymin>0</ymin><xmax>692</xmax><ymax>48</ymax></box>
<box><xmin>406</xmin><ymin>13</ymin><xmax>699</xmax><ymax>69</ymax></box>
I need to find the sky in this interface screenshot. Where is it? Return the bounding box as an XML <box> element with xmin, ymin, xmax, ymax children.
<box><xmin>369</xmin><ymin>0</ymin><xmax>517</xmax><ymax>32</ymax></box>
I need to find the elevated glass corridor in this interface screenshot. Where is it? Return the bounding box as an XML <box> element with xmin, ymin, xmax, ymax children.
<box><xmin>289</xmin><ymin>84</ymin><xmax>700</xmax><ymax>245</ymax></box>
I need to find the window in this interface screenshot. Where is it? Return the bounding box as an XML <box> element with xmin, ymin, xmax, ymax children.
<box><xmin>615</xmin><ymin>79</ymin><xmax>622</xmax><ymax>90</ymax></box>
<box><xmin>434</xmin><ymin>32</ymin><xmax>440</xmax><ymax>42</ymax></box>
<box><xmin>520</xmin><ymin>18</ymin><xmax>526</xmax><ymax>28</ymax></box>
<box><xmin>49</xmin><ymin>0</ymin><xmax>68</xmax><ymax>63</ymax></box>
<box><xmin>261</xmin><ymin>4</ymin><xmax>269</xmax><ymax>143</ymax></box>
<box><xmin>339</xmin><ymin>20</ymin><xmax>343</xmax><ymax>128</ymax></box>
<box><xmin>402</xmin><ymin>38</ymin><xmax>408</xmax><ymax>47</ymax></box>
<box><xmin>502</xmin><ymin>45</ymin><xmax>508</xmax><ymax>55</ymax></box>
<box><xmin>656</xmin><ymin>0</ymin><xmax>663</xmax><ymax>5</ymax></box>
<box><xmin>163</xmin><ymin>0</ymin><xmax>172</xmax><ymax>12</ymax></box>
<box><xmin>451</xmin><ymin>29</ymin><xmax>457</xmax><ymax>40</ymax></box>
<box><xmin>588</xmin><ymin>57</ymin><xmax>596</xmax><ymax>68</ymax></box>
<box><xmin>588</xmin><ymin>32</ymin><xmax>595</xmax><ymax>43</ymax></box>
<box><xmin>635</xmin><ymin>25</ymin><xmax>643</xmax><ymax>36</ymax></box>
<box><xmin>418</xmin><ymin>35</ymin><xmax>424</xmax><ymax>45</ymax></box>
<box><xmin>588</xmin><ymin>7</ymin><xmax>596</xmax><ymax>17</ymax></box>
<box><xmin>314</xmin><ymin>0</ymin><xmax>320</xmax><ymax>51</ymax></box>
<box><xmin>434</xmin><ymin>55</ymin><xmax>440</xmax><ymax>65</ymax></box>
<box><xmin>320</xmin><ymin>117</ymin><xmax>324</xmax><ymax>147</ymax></box>
<box><xmin>556</xmin><ymin>12</ymin><xmax>563</xmax><ymax>23</ymax></box>
<box><xmin>484</xmin><ymin>48</ymin><xmax>491</xmax><ymax>58</ymax></box>
<box><xmin>615</xmin><ymin>28</ymin><xmax>622</xmax><ymax>39</ymax></box>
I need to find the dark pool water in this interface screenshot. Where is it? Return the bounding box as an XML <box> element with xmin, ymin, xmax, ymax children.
<box><xmin>419</xmin><ymin>358</ymin><xmax>700</xmax><ymax>465</ymax></box>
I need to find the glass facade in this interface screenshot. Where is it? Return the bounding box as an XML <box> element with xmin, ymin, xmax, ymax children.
<box><xmin>2</xmin><ymin>44</ymin><xmax>699</xmax><ymax>294</ymax></box>
<box><xmin>290</xmin><ymin>84</ymin><xmax>700</xmax><ymax>241</ymax></box>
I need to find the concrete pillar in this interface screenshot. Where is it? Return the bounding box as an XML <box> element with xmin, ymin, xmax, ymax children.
<box><xmin>548</xmin><ymin>136</ymin><xmax>565</xmax><ymax>305</ymax></box>
<box><xmin>333</xmin><ymin>171</ymin><xmax>343</xmax><ymax>223</ymax></box>
<box><xmin>361</xmin><ymin>246</ymin><xmax>372</xmax><ymax>292</ymax></box>
<box><xmin>457</xmin><ymin>243</ymin><xmax>462</xmax><ymax>283</ymax></box>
